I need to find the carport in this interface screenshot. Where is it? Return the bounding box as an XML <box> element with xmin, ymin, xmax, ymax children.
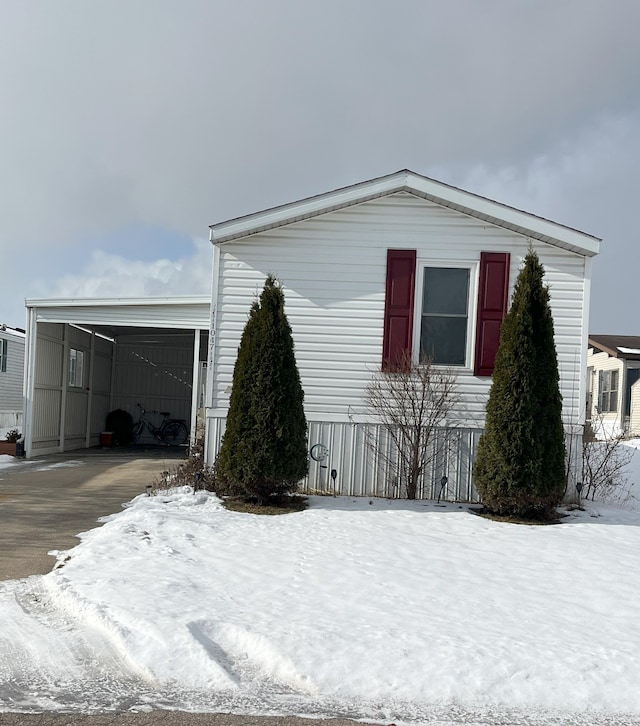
<box><xmin>23</xmin><ymin>297</ymin><xmax>211</xmax><ymax>457</ymax></box>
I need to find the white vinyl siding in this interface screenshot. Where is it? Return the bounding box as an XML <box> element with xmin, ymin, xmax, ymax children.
<box><xmin>0</xmin><ymin>331</ymin><xmax>25</xmax><ymax>428</ymax></box>
<box><xmin>210</xmin><ymin>192</ymin><xmax>588</xmax><ymax>430</ymax></box>
<box><xmin>631</xmin><ymin>379</ymin><xmax>640</xmax><ymax>436</ymax></box>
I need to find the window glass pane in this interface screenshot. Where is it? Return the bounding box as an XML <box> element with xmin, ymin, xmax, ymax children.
<box><xmin>68</xmin><ymin>351</ymin><xmax>76</xmax><ymax>386</ymax></box>
<box><xmin>77</xmin><ymin>351</ymin><xmax>84</xmax><ymax>386</ymax></box>
<box><xmin>68</xmin><ymin>348</ymin><xmax>84</xmax><ymax>387</ymax></box>
<box><xmin>423</xmin><ymin>268</ymin><xmax>469</xmax><ymax>315</ymax></box>
<box><xmin>420</xmin><ymin>317</ymin><xmax>467</xmax><ymax>366</ymax></box>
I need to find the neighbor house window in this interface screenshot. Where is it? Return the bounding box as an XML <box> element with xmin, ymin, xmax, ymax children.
<box><xmin>598</xmin><ymin>370</ymin><xmax>618</xmax><ymax>413</ymax></box>
<box><xmin>0</xmin><ymin>339</ymin><xmax>6</xmax><ymax>372</ymax></box>
<box><xmin>419</xmin><ymin>266</ymin><xmax>470</xmax><ymax>366</ymax></box>
<box><xmin>68</xmin><ymin>348</ymin><xmax>84</xmax><ymax>388</ymax></box>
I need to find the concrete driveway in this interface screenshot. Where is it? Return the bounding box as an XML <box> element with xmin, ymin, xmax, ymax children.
<box><xmin>0</xmin><ymin>447</ymin><xmax>186</xmax><ymax>581</ymax></box>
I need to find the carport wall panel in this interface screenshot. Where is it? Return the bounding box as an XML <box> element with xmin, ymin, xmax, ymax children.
<box><xmin>65</xmin><ymin>389</ymin><xmax>89</xmax><ymax>439</ymax></box>
<box><xmin>35</xmin><ymin>336</ymin><xmax>63</xmax><ymax>388</ymax></box>
<box><xmin>32</xmin><ymin>388</ymin><xmax>62</xmax><ymax>451</ymax></box>
<box><xmin>31</xmin><ymin>325</ymin><xmax>65</xmax><ymax>451</ymax></box>
<box><xmin>111</xmin><ymin>340</ymin><xmax>195</xmax><ymax>430</ymax></box>
<box><xmin>64</xmin><ymin>327</ymin><xmax>92</xmax><ymax>444</ymax></box>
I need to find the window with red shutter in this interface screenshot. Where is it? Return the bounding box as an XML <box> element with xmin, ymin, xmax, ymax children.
<box><xmin>382</xmin><ymin>250</ymin><xmax>509</xmax><ymax>374</ymax></box>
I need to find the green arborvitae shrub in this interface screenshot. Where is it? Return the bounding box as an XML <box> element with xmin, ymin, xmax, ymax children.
<box><xmin>473</xmin><ymin>249</ymin><xmax>566</xmax><ymax>520</ymax></box>
<box><xmin>215</xmin><ymin>275</ymin><xmax>308</xmax><ymax>504</ymax></box>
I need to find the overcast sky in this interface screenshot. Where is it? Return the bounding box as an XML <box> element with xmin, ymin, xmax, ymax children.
<box><xmin>1</xmin><ymin>0</ymin><xmax>638</xmax><ymax>333</ymax></box>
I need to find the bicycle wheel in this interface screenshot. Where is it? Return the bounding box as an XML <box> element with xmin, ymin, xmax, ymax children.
<box><xmin>161</xmin><ymin>420</ymin><xmax>189</xmax><ymax>446</ymax></box>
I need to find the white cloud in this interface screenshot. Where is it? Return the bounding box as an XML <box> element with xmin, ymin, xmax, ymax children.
<box><xmin>52</xmin><ymin>238</ymin><xmax>212</xmax><ymax>300</ymax></box>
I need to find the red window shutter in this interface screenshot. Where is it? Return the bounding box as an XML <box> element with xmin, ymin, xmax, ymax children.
<box><xmin>382</xmin><ymin>249</ymin><xmax>416</xmax><ymax>371</ymax></box>
<box><xmin>474</xmin><ymin>252</ymin><xmax>510</xmax><ymax>377</ymax></box>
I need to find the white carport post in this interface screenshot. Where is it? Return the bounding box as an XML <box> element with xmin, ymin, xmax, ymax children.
<box><xmin>190</xmin><ymin>329</ymin><xmax>202</xmax><ymax>447</ymax></box>
<box><xmin>59</xmin><ymin>324</ymin><xmax>70</xmax><ymax>453</ymax></box>
<box><xmin>23</xmin><ymin>306</ymin><xmax>38</xmax><ymax>457</ymax></box>
<box><xmin>85</xmin><ymin>331</ymin><xmax>96</xmax><ymax>447</ymax></box>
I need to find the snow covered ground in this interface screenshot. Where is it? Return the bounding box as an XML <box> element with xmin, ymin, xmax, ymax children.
<box><xmin>1</xmin><ymin>444</ymin><xmax>640</xmax><ymax>725</ymax></box>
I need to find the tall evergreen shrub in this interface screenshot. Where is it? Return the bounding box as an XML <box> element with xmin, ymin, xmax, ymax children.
<box><xmin>473</xmin><ymin>249</ymin><xmax>565</xmax><ymax>519</ymax></box>
<box><xmin>215</xmin><ymin>275</ymin><xmax>308</xmax><ymax>503</ymax></box>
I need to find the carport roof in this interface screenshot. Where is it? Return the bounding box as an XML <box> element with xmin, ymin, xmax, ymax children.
<box><xmin>25</xmin><ymin>296</ymin><xmax>211</xmax><ymax>336</ymax></box>
<box><xmin>26</xmin><ymin>295</ymin><xmax>210</xmax><ymax>308</ymax></box>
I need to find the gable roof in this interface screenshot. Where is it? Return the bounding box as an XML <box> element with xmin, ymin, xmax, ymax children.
<box><xmin>589</xmin><ymin>335</ymin><xmax>640</xmax><ymax>361</ymax></box>
<box><xmin>209</xmin><ymin>169</ymin><xmax>601</xmax><ymax>257</ymax></box>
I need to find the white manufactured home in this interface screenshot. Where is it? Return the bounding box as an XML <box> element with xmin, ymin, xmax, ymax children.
<box><xmin>586</xmin><ymin>335</ymin><xmax>640</xmax><ymax>436</ymax></box>
<box><xmin>0</xmin><ymin>325</ymin><xmax>25</xmax><ymax>430</ymax></box>
<box><xmin>205</xmin><ymin>169</ymin><xmax>601</xmax><ymax>500</ymax></box>
<box><xmin>22</xmin><ymin>297</ymin><xmax>210</xmax><ymax>456</ymax></box>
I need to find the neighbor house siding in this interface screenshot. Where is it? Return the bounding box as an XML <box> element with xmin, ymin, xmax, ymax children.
<box><xmin>0</xmin><ymin>330</ymin><xmax>25</xmax><ymax>428</ymax></box>
<box><xmin>631</xmin><ymin>379</ymin><xmax>640</xmax><ymax>436</ymax></box>
<box><xmin>586</xmin><ymin>348</ymin><xmax>625</xmax><ymax>434</ymax></box>
<box><xmin>207</xmin><ymin>192</ymin><xmax>589</xmax><ymax>499</ymax></box>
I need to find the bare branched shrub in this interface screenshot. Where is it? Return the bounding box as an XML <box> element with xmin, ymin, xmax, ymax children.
<box><xmin>581</xmin><ymin>415</ymin><xmax>634</xmax><ymax>503</ymax></box>
<box><xmin>364</xmin><ymin>352</ymin><xmax>459</xmax><ymax>499</ymax></box>
<box><xmin>148</xmin><ymin>426</ymin><xmax>217</xmax><ymax>494</ymax></box>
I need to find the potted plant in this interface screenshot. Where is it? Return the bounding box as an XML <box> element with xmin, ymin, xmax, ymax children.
<box><xmin>0</xmin><ymin>429</ymin><xmax>23</xmax><ymax>457</ymax></box>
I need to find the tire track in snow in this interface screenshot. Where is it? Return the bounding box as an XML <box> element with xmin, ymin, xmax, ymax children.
<box><xmin>0</xmin><ymin>578</ymin><xmax>150</xmax><ymax>712</ymax></box>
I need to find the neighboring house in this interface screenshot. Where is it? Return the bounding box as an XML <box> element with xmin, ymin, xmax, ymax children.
<box><xmin>0</xmin><ymin>325</ymin><xmax>25</xmax><ymax>430</ymax></box>
<box><xmin>205</xmin><ymin>169</ymin><xmax>601</xmax><ymax>500</ymax></box>
<box><xmin>587</xmin><ymin>335</ymin><xmax>640</xmax><ymax>436</ymax></box>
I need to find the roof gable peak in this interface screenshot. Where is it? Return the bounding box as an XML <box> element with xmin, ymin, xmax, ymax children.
<box><xmin>210</xmin><ymin>169</ymin><xmax>600</xmax><ymax>257</ymax></box>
